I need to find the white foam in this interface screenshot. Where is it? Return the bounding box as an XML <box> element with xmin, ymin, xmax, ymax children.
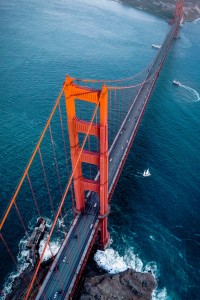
<box><xmin>94</xmin><ymin>247</ymin><xmax>168</xmax><ymax>299</ymax></box>
<box><xmin>143</xmin><ymin>261</ymin><xmax>159</xmax><ymax>278</ymax></box>
<box><xmin>152</xmin><ymin>287</ymin><xmax>168</xmax><ymax>300</ymax></box>
<box><xmin>44</xmin><ymin>217</ymin><xmax>54</xmax><ymax>229</ymax></box>
<box><xmin>1</xmin><ymin>272</ymin><xmax>20</xmax><ymax>300</ymax></box>
<box><xmin>94</xmin><ymin>248</ymin><xmax>128</xmax><ymax>274</ymax></box>
<box><xmin>150</xmin><ymin>235</ymin><xmax>155</xmax><ymax>241</ymax></box>
<box><xmin>123</xmin><ymin>249</ymin><xmax>144</xmax><ymax>272</ymax></box>
<box><xmin>0</xmin><ymin>218</ymin><xmax>62</xmax><ymax>300</ymax></box>
<box><xmin>0</xmin><ymin>237</ymin><xmax>30</xmax><ymax>300</ymax></box>
<box><xmin>193</xmin><ymin>18</ymin><xmax>200</xmax><ymax>23</ymax></box>
<box><xmin>179</xmin><ymin>83</ymin><xmax>200</xmax><ymax>102</ymax></box>
<box><xmin>39</xmin><ymin>238</ymin><xmax>61</xmax><ymax>261</ymax></box>
<box><xmin>38</xmin><ymin>218</ymin><xmax>62</xmax><ymax>260</ymax></box>
<box><xmin>94</xmin><ymin>247</ymin><xmax>162</xmax><ymax>277</ymax></box>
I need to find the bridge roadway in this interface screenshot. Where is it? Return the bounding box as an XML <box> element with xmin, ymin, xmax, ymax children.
<box><xmin>36</xmin><ymin>196</ymin><xmax>100</xmax><ymax>299</ymax></box>
<box><xmin>36</xmin><ymin>18</ymin><xmax>180</xmax><ymax>300</ymax></box>
<box><xmin>108</xmin><ymin>18</ymin><xmax>179</xmax><ymax>194</ymax></box>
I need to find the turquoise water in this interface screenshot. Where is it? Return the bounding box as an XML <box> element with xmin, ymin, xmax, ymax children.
<box><xmin>0</xmin><ymin>0</ymin><xmax>200</xmax><ymax>299</ymax></box>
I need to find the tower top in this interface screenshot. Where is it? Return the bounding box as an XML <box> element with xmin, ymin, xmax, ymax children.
<box><xmin>175</xmin><ymin>0</ymin><xmax>184</xmax><ymax>22</ymax></box>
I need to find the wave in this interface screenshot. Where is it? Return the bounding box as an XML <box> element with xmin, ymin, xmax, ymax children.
<box><xmin>179</xmin><ymin>83</ymin><xmax>200</xmax><ymax>102</ymax></box>
<box><xmin>94</xmin><ymin>247</ymin><xmax>168</xmax><ymax>299</ymax></box>
<box><xmin>193</xmin><ymin>18</ymin><xmax>200</xmax><ymax>23</ymax></box>
<box><xmin>152</xmin><ymin>287</ymin><xmax>168</xmax><ymax>300</ymax></box>
<box><xmin>0</xmin><ymin>237</ymin><xmax>30</xmax><ymax>300</ymax></box>
<box><xmin>38</xmin><ymin>217</ymin><xmax>62</xmax><ymax>260</ymax></box>
<box><xmin>39</xmin><ymin>238</ymin><xmax>60</xmax><ymax>261</ymax></box>
<box><xmin>0</xmin><ymin>218</ymin><xmax>62</xmax><ymax>300</ymax></box>
<box><xmin>94</xmin><ymin>248</ymin><xmax>143</xmax><ymax>274</ymax></box>
<box><xmin>150</xmin><ymin>235</ymin><xmax>155</xmax><ymax>241</ymax></box>
<box><xmin>1</xmin><ymin>238</ymin><xmax>61</xmax><ymax>300</ymax></box>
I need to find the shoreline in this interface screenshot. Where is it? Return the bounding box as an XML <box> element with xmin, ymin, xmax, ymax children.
<box><xmin>76</xmin><ymin>246</ymin><xmax>157</xmax><ymax>300</ymax></box>
<box><xmin>114</xmin><ymin>0</ymin><xmax>200</xmax><ymax>23</ymax></box>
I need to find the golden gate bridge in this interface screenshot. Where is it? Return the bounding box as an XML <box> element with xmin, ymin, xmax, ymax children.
<box><xmin>0</xmin><ymin>1</ymin><xmax>184</xmax><ymax>299</ymax></box>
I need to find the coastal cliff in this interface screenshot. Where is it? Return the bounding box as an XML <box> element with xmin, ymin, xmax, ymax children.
<box><xmin>76</xmin><ymin>247</ymin><xmax>157</xmax><ymax>300</ymax></box>
<box><xmin>117</xmin><ymin>0</ymin><xmax>200</xmax><ymax>22</ymax></box>
<box><xmin>80</xmin><ymin>269</ymin><xmax>157</xmax><ymax>300</ymax></box>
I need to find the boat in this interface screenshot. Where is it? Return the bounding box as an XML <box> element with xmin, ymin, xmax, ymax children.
<box><xmin>151</xmin><ymin>44</ymin><xmax>161</xmax><ymax>49</ymax></box>
<box><xmin>143</xmin><ymin>168</ymin><xmax>151</xmax><ymax>177</ymax></box>
<box><xmin>173</xmin><ymin>80</ymin><xmax>180</xmax><ymax>86</ymax></box>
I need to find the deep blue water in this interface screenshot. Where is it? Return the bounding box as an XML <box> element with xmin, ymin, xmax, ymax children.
<box><xmin>0</xmin><ymin>0</ymin><xmax>200</xmax><ymax>299</ymax></box>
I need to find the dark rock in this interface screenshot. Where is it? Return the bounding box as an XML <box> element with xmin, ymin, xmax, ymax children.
<box><xmin>80</xmin><ymin>268</ymin><xmax>157</xmax><ymax>300</ymax></box>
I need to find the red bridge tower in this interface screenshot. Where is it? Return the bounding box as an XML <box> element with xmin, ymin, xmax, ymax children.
<box><xmin>175</xmin><ymin>0</ymin><xmax>184</xmax><ymax>21</ymax></box>
<box><xmin>64</xmin><ymin>77</ymin><xmax>109</xmax><ymax>249</ymax></box>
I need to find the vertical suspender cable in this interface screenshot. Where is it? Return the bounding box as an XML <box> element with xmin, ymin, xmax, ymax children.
<box><xmin>58</xmin><ymin>102</ymin><xmax>75</xmax><ymax>213</ymax></box>
<box><xmin>38</xmin><ymin>148</ymin><xmax>55</xmax><ymax>216</ymax></box>
<box><xmin>14</xmin><ymin>202</ymin><xmax>28</xmax><ymax>235</ymax></box>
<box><xmin>27</xmin><ymin>173</ymin><xmax>41</xmax><ymax>217</ymax></box>
<box><xmin>49</xmin><ymin>124</ymin><xmax>63</xmax><ymax>196</ymax></box>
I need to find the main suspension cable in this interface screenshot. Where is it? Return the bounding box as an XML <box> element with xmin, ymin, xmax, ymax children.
<box><xmin>0</xmin><ymin>83</ymin><xmax>66</xmax><ymax>231</ymax></box>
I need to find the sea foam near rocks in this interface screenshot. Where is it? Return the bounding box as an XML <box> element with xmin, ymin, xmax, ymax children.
<box><xmin>94</xmin><ymin>247</ymin><xmax>168</xmax><ymax>300</ymax></box>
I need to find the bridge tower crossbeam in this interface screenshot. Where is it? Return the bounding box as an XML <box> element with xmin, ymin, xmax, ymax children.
<box><xmin>64</xmin><ymin>76</ymin><xmax>109</xmax><ymax>248</ymax></box>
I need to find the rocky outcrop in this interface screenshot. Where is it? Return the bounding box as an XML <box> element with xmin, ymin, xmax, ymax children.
<box><xmin>6</xmin><ymin>218</ymin><xmax>48</xmax><ymax>299</ymax></box>
<box><xmin>80</xmin><ymin>269</ymin><xmax>157</xmax><ymax>300</ymax></box>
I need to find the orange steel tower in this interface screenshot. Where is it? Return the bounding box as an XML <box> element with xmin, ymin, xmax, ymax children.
<box><xmin>64</xmin><ymin>76</ymin><xmax>109</xmax><ymax>248</ymax></box>
<box><xmin>175</xmin><ymin>0</ymin><xmax>184</xmax><ymax>20</ymax></box>
<box><xmin>174</xmin><ymin>0</ymin><xmax>184</xmax><ymax>37</ymax></box>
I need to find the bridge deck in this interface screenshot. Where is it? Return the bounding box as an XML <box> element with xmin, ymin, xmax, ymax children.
<box><xmin>108</xmin><ymin>19</ymin><xmax>179</xmax><ymax>193</ymax></box>
<box><xmin>36</xmin><ymin>19</ymin><xmax>179</xmax><ymax>300</ymax></box>
<box><xmin>36</xmin><ymin>196</ymin><xmax>99</xmax><ymax>299</ymax></box>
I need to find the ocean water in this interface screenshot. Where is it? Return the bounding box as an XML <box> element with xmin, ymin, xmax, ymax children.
<box><xmin>0</xmin><ymin>0</ymin><xmax>200</xmax><ymax>299</ymax></box>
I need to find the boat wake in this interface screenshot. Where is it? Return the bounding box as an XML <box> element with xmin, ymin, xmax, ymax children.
<box><xmin>94</xmin><ymin>247</ymin><xmax>168</xmax><ymax>300</ymax></box>
<box><xmin>179</xmin><ymin>83</ymin><xmax>200</xmax><ymax>102</ymax></box>
<box><xmin>193</xmin><ymin>18</ymin><xmax>200</xmax><ymax>23</ymax></box>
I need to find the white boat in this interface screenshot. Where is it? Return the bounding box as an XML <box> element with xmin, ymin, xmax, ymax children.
<box><xmin>143</xmin><ymin>168</ymin><xmax>151</xmax><ymax>177</ymax></box>
<box><xmin>151</xmin><ymin>44</ymin><xmax>161</xmax><ymax>49</ymax></box>
<box><xmin>173</xmin><ymin>80</ymin><xmax>180</xmax><ymax>86</ymax></box>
